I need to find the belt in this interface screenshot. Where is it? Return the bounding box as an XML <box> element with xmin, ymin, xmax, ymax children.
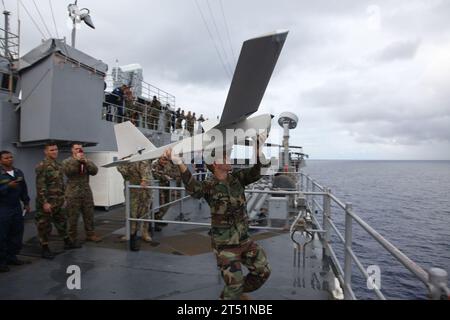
<box><xmin>211</xmin><ymin>210</ymin><xmax>248</xmax><ymax>227</ymax></box>
<box><xmin>214</xmin><ymin>237</ymin><xmax>250</xmax><ymax>250</ymax></box>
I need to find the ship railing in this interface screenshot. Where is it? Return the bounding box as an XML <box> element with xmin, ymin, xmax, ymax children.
<box><xmin>298</xmin><ymin>172</ymin><xmax>449</xmax><ymax>300</ymax></box>
<box><xmin>122</xmin><ymin>171</ymin><xmax>449</xmax><ymax>300</ymax></box>
<box><xmin>105</xmin><ymin>74</ymin><xmax>176</xmax><ymax>107</ymax></box>
<box><xmin>101</xmin><ymin>94</ymin><xmax>201</xmax><ymax>135</ymax></box>
<box><xmin>123</xmin><ymin>178</ymin><xmax>290</xmax><ymax>243</ymax></box>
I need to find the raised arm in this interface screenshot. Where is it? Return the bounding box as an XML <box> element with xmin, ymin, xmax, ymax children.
<box><xmin>86</xmin><ymin>160</ymin><xmax>98</xmax><ymax>176</ymax></box>
<box><xmin>163</xmin><ymin>148</ymin><xmax>207</xmax><ymax>200</ymax></box>
<box><xmin>235</xmin><ymin>133</ymin><xmax>269</xmax><ymax>186</ymax></box>
<box><xmin>234</xmin><ymin>162</ymin><xmax>262</xmax><ymax>186</ymax></box>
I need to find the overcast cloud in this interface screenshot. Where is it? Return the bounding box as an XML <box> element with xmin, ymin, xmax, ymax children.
<box><xmin>5</xmin><ymin>0</ymin><xmax>450</xmax><ymax>159</ymax></box>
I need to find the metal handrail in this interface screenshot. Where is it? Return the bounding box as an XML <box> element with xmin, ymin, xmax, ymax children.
<box><xmin>299</xmin><ymin>171</ymin><xmax>449</xmax><ymax>300</ymax></box>
<box><xmin>102</xmin><ymin>97</ymin><xmax>202</xmax><ymax>135</ymax></box>
<box><xmin>347</xmin><ymin>207</ymin><xmax>429</xmax><ymax>285</ymax></box>
<box><xmin>105</xmin><ymin>73</ymin><xmax>176</xmax><ymax>107</ymax></box>
<box><xmin>124</xmin><ymin>182</ymin><xmax>289</xmax><ymax>241</ymax></box>
<box><xmin>122</xmin><ymin>169</ymin><xmax>448</xmax><ymax>300</ymax></box>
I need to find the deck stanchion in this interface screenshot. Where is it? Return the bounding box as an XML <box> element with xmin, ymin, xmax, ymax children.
<box><xmin>323</xmin><ymin>188</ymin><xmax>331</xmax><ymax>246</ymax></box>
<box><xmin>344</xmin><ymin>202</ymin><xmax>353</xmax><ymax>299</ymax></box>
<box><xmin>125</xmin><ymin>181</ymin><xmax>130</xmax><ymax>248</ymax></box>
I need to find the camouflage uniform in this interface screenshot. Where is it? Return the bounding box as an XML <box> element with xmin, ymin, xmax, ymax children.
<box><xmin>181</xmin><ymin>163</ymin><xmax>271</xmax><ymax>300</ymax></box>
<box><xmin>187</xmin><ymin>115</ymin><xmax>195</xmax><ymax>136</ymax></box>
<box><xmin>62</xmin><ymin>157</ymin><xmax>98</xmax><ymax>241</ymax></box>
<box><xmin>117</xmin><ymin>161</ymin><xmax>152</xmax><ymax>234</ymax></box>
<box><xmin>192</xmin><ymin>114</ymin><xmax>197</xmax><ymax>134</ymax></box>
<box><xmin>164</xmin><ymin>107</ymin><xmax>172</xmax><ymax>133</ymax></box>
<box><xmin>35</xmin><ymin>158</ymin><xmax>68</xmax><ymax>245</ymax></box>
<box><xmin>148</xmin><ymin>98</ymin><xmax>161</xmax><ymax>130</ymax></box>
<box><xmin>175</xmin><ymin>112</ymin><xmax>184</xmax><ymax>130</ymax></box>
<box><xmin>185</xmin><ymin>113</ymin><xmax>193</xmax><ymax>135</ymax></box>
<box><xmin>151</xmin><ymin>159</ymin><xmax>180</xmax><ymax>220</ymax></box>
<box><xmin>125</xmin><ymin>99</ymin><xmax>137</xmax><ymax>125</ymax></box>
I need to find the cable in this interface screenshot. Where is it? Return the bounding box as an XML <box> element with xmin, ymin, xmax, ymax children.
<box><xmin>205</xmin><ymin>0</ymin><xmax>234</xmax><ymax>76</ymax></box>
<box><xmin>18</xmin><ymin>0</ymin><xmax>47</xmax><ymax>40</ymax></box>
<box><xmin>48</xmin><ymin>0</ymin><xmax>60</xmax><ymax>39</ymax></box>
<box><xmin>194</xmin><ymin>0</ymin><xmax>231</xmax><ymax>80</ymax></box>
<box><xmin>219</xmin><ymin>0</ymin><xmax>236</xmax><ymax>65</ymax></box>
<box><xmin>32</xmin><ymin>0</ymin><xmax>53</xmax><ymax>38</ymax></box>
<box><xmin>196</xmin><ymin>0</ymin><xmax>231</xmax><ymax>79</ymax></box>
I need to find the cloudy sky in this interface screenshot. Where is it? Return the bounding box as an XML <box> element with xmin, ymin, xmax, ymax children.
<box><xmin>5</xmin><ymin>0</ymin><xmax>450</xmax><ymax>159</ymax></box>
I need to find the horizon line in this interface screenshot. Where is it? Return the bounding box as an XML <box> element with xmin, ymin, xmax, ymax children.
<box><xmin>306</xmin><ymin>159</ymin><xmax>450</xmax><ymax>161</ymax></box>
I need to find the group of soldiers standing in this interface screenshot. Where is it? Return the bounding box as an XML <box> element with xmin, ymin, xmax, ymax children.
<box><xmin>0</xmin><ymin>141</ymin><xmax>183</xmax><ymax>268</ymax></box>
<box><xmin>34</xmin><ymin>142</ymin><xmax>104</xmax><ymax>259</ymax></box>
<box><xmin>105</xmin><ymin>85</ymin><xmax>206</xmax><ymax>136</ymax></box>
<box><xmin>106</xmin><ymin>85</ymin><xmax>164</xmax><ymax>130</ymax></box>
<box><xmin>1</xmin><ymin>136</ymin><xmax>272</xmax><ymax>300</ymax></box>
<box><xmin>0</xmin><ymin>142</ymin><xmax>102</xmax><ymax>270</ymax></box>
<box><xmin>174</xmin><ymin>108</ymin><xmax>205</xmax><ymax>136</ymax></box>
<box><xmin>143</xmin><ymin>100</ymin><xmax>206</xmax><ymax>136</ymax></box>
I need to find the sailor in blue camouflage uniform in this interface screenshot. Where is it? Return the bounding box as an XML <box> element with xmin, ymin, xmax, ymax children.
<box><xmin>164</xmin><ymin>133</ymin><xmax>271</xmax><ymax>300</ymax></box>
<box><xmin>0</xmin><ymin>150</ymin><xmax>30</xmax><ymax>272</ymax></box>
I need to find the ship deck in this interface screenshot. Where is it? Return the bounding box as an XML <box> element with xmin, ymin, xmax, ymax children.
<box><xmin>0</xmin><ymin>198</ymin><xmax>334</xmax><ymax>300</ymax></box>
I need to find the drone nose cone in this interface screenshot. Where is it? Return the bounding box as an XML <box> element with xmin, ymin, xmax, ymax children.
<box><xmin>83</xmin><ymin>15</ymin><xmax>95</xmax><ymax>29</ymax></box>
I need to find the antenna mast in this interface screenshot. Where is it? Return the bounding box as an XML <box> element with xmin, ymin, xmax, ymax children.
<box><xmin>68</xmin><ymin>0</ymin><xmax>95</xmax><ymax>48</ymax></box>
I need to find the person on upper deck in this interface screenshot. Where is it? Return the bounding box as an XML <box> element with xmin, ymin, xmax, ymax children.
<box><xmin>148</xmin><ymin>96</ymin><xmax>161</xmax><ymax>130</ymax></box>
<box><xmin>112</xmin><ymin>84</ymin><xmax>128</xmax><ymax>123</ymax></box>
<box><xmin>176</xmin><ymin>110</ymin><xmax>184</xmax><ymax>130</ymax></box>
<box><xmin>197</xmin><ymin>114</ymin><xmax>206</xmax><ymax>133</ymax></box>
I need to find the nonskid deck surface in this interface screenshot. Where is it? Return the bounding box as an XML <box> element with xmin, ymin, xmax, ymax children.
<box><xmin>0</xmin><ymin>198</ymin><xmax>332</xmax><ymax>300</ymax></box>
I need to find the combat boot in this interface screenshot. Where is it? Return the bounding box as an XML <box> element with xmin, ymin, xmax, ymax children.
<box><xmin>129</xmin><ymin>234</ymin><xmax>140</xmax><ymax>251</ymax></box>
<box><xmin>64</xmin><ymin>238</ymin><xmax>82</xmax><ymax>250</ymax></box>
<box><xmin>85</xmin><ymin>233</ymin><xmax>102</xmax><ymax>242</ymax></box>
<box><xmin>141</xmin><ymin>224</ymin><xmax>152</xmax><ymax>243</ymax></box>
<box><xmin>41</xmin><ymin>245</ymin><xmax>54</xmax><ymax>260</ymax></box>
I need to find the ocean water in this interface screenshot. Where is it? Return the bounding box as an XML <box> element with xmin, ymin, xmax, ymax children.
<box><xmin>302</xmin><ymin>160</ymin><xmax>450</xmax><ymax>300</ymax></box>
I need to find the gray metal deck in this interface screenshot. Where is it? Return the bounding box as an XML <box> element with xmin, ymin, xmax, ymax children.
<box><xmin>0</xmin><ymin>198</ymin><xmax>333</xmax><ymax>300</ymax></box>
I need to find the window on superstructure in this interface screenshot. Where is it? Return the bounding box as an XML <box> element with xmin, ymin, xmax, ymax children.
<box><xmin>0</xmin><ymin>72</ymin><xmax>18</xmax><ymax>92</ymax></box>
